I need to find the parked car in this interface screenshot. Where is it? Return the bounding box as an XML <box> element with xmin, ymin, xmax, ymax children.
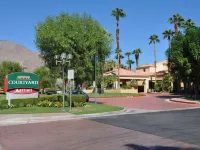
<box><xmin>71</xmin><ymin>90</ymin><xmax>89</xmax><ymax>102</ymax></box>
<box><xmin>45</xmin><ymin>90</ymin><xmax>57</xmax><ymax>95</ymax></box>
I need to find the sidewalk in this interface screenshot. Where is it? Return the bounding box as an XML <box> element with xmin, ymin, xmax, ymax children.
<box><xmin>0</xmin><ymin>109</ymin><xmax>128</xmax><ymax>126</ymax></box>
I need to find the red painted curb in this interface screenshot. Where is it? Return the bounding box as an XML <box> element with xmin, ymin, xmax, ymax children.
<box><xmin>170</xmin><ymin>99</ymin><xmax>198</xmax><ymax>104</ymax></box>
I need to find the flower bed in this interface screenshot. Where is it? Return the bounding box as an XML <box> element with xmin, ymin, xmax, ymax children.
<box><xmin>0</xmin><ymin>94</ymin><xmax>86</xmax><ymax>109</ymax></box>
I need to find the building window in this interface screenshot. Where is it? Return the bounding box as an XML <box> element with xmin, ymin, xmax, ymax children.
<box><xmin>143</xmin><ymin>68</ymin><xmax>145</xmax><ymax>72</ymax></box>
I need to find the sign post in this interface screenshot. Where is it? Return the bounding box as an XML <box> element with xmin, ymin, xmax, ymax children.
<box><xmin>68</xmin><ymin>70</ymin><xmax>74</xmax><ymax>111</ymax></box>
<box><xmin>4</xmin><ymin>72</ymin><xmax>40</xmax><ymax>105</ymax></box>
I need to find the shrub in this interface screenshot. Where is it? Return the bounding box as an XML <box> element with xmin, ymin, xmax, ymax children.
<box><xmin>162</xmin><ymin>74</ymin><xmax>173</xmax><ymax>92</ymax></box>
<box><xmin>128</xmin><ymin>80</ymin><xmax>138</xmax><ymax>89</ymax></box>
<box><xmin>155</xmin><ymin>82</ymin><xmax>162</xmax><ymax>92</ymax></box>
<box><xmin>66</xmin><ymin>95</ymin><xmax>86</xmax><ymax>107</ymax></box>
<box><xmin>0</xmin><ymin>94</ymin><xmax>86</xmax><ymax>109</ymax></box>
<box><xmin>0</xmin><ymin>100</ymin><xmax>9</xmax><ymax>109</ymax></box>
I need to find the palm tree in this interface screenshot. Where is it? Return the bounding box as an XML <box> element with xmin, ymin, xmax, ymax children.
<box><xmin>125</xmin><ymin>52</ymin><xmax>132</xmax><ymax>70</ymax></box>
<box><xmin>111</xmin><ymin>8</ymin><xmax>126</xmax><ymax>88</ymax></box>
<box><xmin>168</xmin><ymin>14</ymin><xmax>184</xmax><ymax>35</ymax></box>
<box><xmin>115</xmin><ymin>49</ymin><xmax>124</xmax><ymax>67</ymax></box>
<box><xmin>149</xmin><ymin>34</ymin><xmax>160</xmax><ymax>83</ymax></box>
<box><xmin>126</xmin><ymin>60</ymin><xmax>135</xmax><ymax>70</ymax></box>
<box><xmin>132</xmin><ymin>48</ymin><xmax>142</xmax><ymax>67</ymax></box>
<box><xmin>125</xmin><ymin>52</ymin><xmax>131</xmax><ymax>60</ymax></box>
<box><xmin>104</xmin><ymin>60</ymin><xmax>116</xmax><ymax>72</ymax></box>
<box><xmin>162</xmin><ymin>29</ymin><xmax>175</xmax><ymax>71</ymax></box>
<box><xmin>182</xmin><ymin>19</ymin><xmax>195</xmax><ymax>30</ymax></box>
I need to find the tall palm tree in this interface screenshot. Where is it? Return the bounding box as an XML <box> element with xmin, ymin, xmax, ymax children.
<box><xmin>132</xmin><ymin>48</ymin><xmax>142</xmax><ymax>68</ymax></box>
<box><xmin>182</xmin><ymin>19</ymin><xmax>195</xmax><ymax>30</ymax></box>
<box><xmin>111</xmin><ymin>8</ymin><xmax>126</xmax><ymax>88</ymax></box>
<box><xmin>149</xmin><ymin>34</ymin><xmax>160</xmax><ymax>83</ymax></box>
<box><xmin>126</xmin><ymin>60</ymin><xmax>135</xmax><ymax>70</ymax></box>
<box><xmin>162</xmin><ymin>29</ymin><xmax>175</xmax><ymax>71</ymax></box>
<box><xmin>168</xmin><ymin>14</ymin><xmax>184</xmax><ymax>35</ymax></box>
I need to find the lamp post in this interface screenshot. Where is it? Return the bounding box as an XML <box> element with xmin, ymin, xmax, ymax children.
<box><xmin>54</xmin><ymin>53</ymin><xmax>72</xmax><ymax>111</ymax></box>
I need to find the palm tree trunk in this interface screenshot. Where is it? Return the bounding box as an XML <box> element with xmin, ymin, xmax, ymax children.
<box><xmin>175</xmin><ymin>24</ymin><xmax>179</xmax><ymax>35</ymax></box>
<box><xmin>129</xmin><ymin>64</ymin><xmax>131</xmax><ymax>70</ymax></box>
<box><xmin>168</xmin><ymin>38</ymin><xmax>171</xmax><ymax>72</ymax></box>
<box><xmin>116</xmin><ymin>19</ymin><xmax>120</xmax><ymax>89</ymax></box>
<box><xmin>135</xmin><ymin>55</ymin><xmax>139</xmax><ymax>67</ymax></box>
<box><xmin>154</xmin><ymin>43</ymin><xmax>157</xmax><ymax>83</ymax></box>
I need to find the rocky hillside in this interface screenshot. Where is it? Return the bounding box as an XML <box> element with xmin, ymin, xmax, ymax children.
<box><xmin>0</xmin><ymin>40</ymin><xmax>44</xmax><ymax>72</ymax></box>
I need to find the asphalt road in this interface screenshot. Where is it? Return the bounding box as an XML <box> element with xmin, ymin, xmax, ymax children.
<box><xmin>91</xmin><ymin>108</ymin><xmax>200</xmax><ymax>146</ymax></box>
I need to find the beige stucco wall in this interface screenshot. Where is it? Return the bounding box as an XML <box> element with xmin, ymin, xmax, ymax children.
<box><xmin>149</xmin><ymin>66</ymin><xmax>155</xmax><ymax>72</ymax></box>
<box><xmin>137</xmin><ymin>63</ymin><xmax>168</xmax><ymax>73</ymax></box>
<box><xmin>85</xmin><ymin>88</ymin><xmax>138</xmax><ymax>94</ymax></box>
<box><xmin>136</xmin><ymin>67</ymin><xmax>150</xmax><ymax>72</ymax></box>
<box><xmin>120</xmin><ymin>88</ymin><xmax>138</xmax><ymax>93</ymax></box>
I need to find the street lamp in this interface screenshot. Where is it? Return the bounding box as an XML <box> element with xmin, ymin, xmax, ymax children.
<box><xmin>55</xmin><ymin>53</ymin><xmax>72</xmax><ymax>111</ymax></box>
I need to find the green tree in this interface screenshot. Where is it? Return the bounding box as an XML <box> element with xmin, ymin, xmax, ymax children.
<box><xmin>125</xmin><ymin>52</ymin><xmax>131</xmax><ymax>60</ymax></box>
<box><xmin>111</xmin><ymin>8</ymin><xmax>126</xmax><ymax>88</ymax></box>
<box><xmin>104</xmin><ymin>59</ymin><xmax>116</xmax><ymax>72</ymax></box>
<box><xmin>168</xmin><ymin>14</ymin><xmax>184</xmax><ymax>35</ymax></box>
<box><xmin>126</xmin><ymin>60</ymin><xmax>135</xmax><ymax>70</ymax></box>
<box><xmin>169</xmin><ymin>29</ymin><xmax>199</xmax><ymax>95</ymax></box>
<box><xmin>35</xmin><ymin>12</ymin><xmax>113</xmax><ymax>87</ymax></box>
<box><xmin>34</xmin><ymin>66</ymin><xmax>58</xmax><ymax>89</ymax></box>
<box><xmin>132</xmin><ymin>48</ymin><xmax>142</xmax><ymax>67</ymax></box>
<box><xmin>103</xmin><ymin>75</ymin><xmax>116</xmax><ymax>89</ymax></box>
<box><xmin>162</xmin><ymin>74</ymin><xmax>173</xmax><ymax>92</ymax></box>
<box><xmin>182</xmin><ymin>19</ymin><xmax>195</xmax><ymax>30</ymax></box>
<box><xmin>162</xmin><ymin>29</ymin><xmax>175</xmax><ymax>71</ymax></box>
<box><xmin>149</xmin><ymin>34</ymin><xmax>160</xmax><ymax>83</ymax></box>
<box><xmin>0</xmin><ymin>61</ymin><xmax>22</xmax><ymax>87</ymax></box>
<box><xmin>125</xmin><ymin>52</ymin><xmax>134</xmax><ymax>70</ymax></box>
<box><xmin>115</xmin><ymin>49</ymin><xmax>124</xmax><ymax>64</ymax></box>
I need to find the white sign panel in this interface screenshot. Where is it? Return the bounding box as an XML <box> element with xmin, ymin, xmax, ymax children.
<box><xmin>68</xmin><ymin>70</ymin><xmax>74</xmax><ymax>80</ymax></box>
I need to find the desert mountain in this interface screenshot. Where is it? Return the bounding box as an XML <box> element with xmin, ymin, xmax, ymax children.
<box><xmin>0</xmin><ymin>40</ymin><xmax>44</xmax><ymax>72</ymax></box>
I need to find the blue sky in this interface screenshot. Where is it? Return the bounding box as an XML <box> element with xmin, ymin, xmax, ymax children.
<box><xmin>0</xmin><ymin>0</ymin><xmax>199</xmax><ymax>68</ymax></box>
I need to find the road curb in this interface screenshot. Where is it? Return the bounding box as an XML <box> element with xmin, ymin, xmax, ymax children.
<box><xmin>90</xmin><ymin>95</ymin><xmax>146</xmax><ymax>99</ymax></box>
<box><xmin>168</xmin><ymin>98</ymin><xmax>200</xmax><ymax>104</ymax></box>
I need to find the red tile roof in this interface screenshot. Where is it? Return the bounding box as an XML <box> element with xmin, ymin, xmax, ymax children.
<box><xmin>104</xmin><ymin>68</ymin><xmax>154</xmax><ymax>77</ymax></box>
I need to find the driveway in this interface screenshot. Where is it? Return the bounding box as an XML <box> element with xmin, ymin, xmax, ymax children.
<box><xmin>1</xmin><ymin>110</ymin><xmax>200</xmax><ymax>150</ymax></box>
<box><xmin>92</xmin><ymin>93</ymin><xmax>200</xmax><ymax>110</ymax></box>
<box><xmin>91</xmin><ymin>108</ymin><xmax>200</xmax><ymax>147</ymax></box>
<box><xmin>1</xmin><ymin>94</ymin><xmax>200</xmax><ymax>149</ymax></box>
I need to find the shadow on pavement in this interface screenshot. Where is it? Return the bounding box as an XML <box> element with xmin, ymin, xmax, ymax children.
<box><xmin>155</xmin><ymin>95</ymin><xmax>183</xmax><ymax>99</ymax></box>
<box><xmin>124</xmin><ymin>144</ymin><xmax>200</xmax><ymax>150</ymax></box>
<box><xmin>89</xmin><ymin>101</ymin><xmax>105</xmax><ymax>104</ymax></box>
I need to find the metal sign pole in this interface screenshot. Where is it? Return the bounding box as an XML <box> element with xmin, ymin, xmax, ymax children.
<box><xmin>69</xmin><ymin>80</ymin><xmax>72</xmax><ymax>112</ymax></box>
<box><xmin>62</xmin><ymin>63</ymin><xmax>65</xmax><ymax>111</ymax></box>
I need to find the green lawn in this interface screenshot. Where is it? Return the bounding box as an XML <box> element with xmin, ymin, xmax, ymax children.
<box><xmin>0</xmin><ymin>94</ymin><xmax>5</xmax><ymax>101</ymax></box>
<box><xmin>88</xmin><ymin>93</ymin><xmax>143</xmax><ymax>97</ymax></box>
<box><xmin>0</xmin><ymin>102</ymin><xmax>123</xmax><ymax>114</ymax></box>
<box><xmin>72</xmin><ymin>103</ymin><xmax>123</xmax><ymax>115</ymax></box>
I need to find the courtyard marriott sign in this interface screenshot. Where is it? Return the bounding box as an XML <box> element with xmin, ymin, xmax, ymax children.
<box><xmin>4</xmin><ymin>72</ymin><xmax>40</xmax><ymax>104</ymax></box>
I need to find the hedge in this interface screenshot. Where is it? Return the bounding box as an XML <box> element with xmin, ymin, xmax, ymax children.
<box><xmin>0</xmin><ymin>94</ymin><xmax>86</xmax><ymax>109</ymax></box>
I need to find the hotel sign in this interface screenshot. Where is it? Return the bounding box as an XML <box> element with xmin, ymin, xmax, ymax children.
<box><xmin>4</xmin><ymin>72</ymin><xmax>40</xmax><ymax>104</ymax></box>
<box><xmin>4</xmin><ymin>72</ymin><xmax>39</xmax><ymax>91</ymax></box>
